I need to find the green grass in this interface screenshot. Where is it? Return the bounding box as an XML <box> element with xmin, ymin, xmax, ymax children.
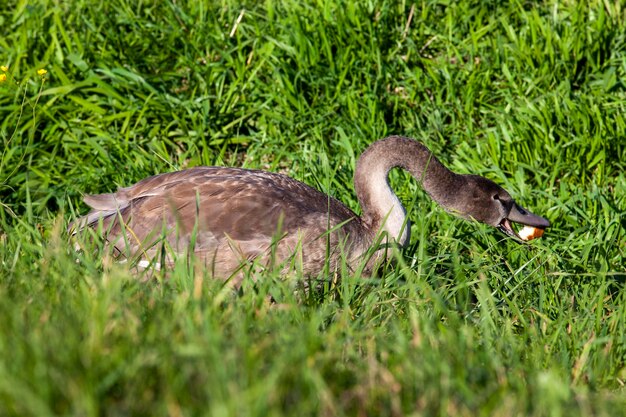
<box><xmin>1</xmin><ymin>0</ymin><xmax>626</xmax><ymax>415</ymax></box>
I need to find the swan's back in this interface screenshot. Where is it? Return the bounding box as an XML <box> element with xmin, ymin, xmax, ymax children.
<box><xmin>72</xmin><ymin>167</ymin><xmax>370</xmax><ymax>281</ymax></box>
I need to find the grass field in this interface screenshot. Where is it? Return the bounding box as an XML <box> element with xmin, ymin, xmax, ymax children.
<box><xmin>1</xmin><ymin>0</ymin><xmax>626</xmax><ymax>415</ymax></box>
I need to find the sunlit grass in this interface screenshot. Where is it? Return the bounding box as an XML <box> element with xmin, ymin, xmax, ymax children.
<box><xmin>1</xmin><ymin>0</ymin><xmax>625</xmax><ymax>416</ymax></box>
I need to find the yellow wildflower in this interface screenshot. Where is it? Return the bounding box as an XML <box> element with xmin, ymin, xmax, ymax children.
<box><xmin>37</xmin><ymin>68</ymin><xmax>47</xmax><ymax>76</ymax></box>
<box><xmin>0</xmin><ymin>74</ymin><xmax>6</xmax><ymax>82</ymax></box>
<box><xmin>0</xmin><ymin>66</ymin><xmax>7</xmax><ymax>72</ymax></box>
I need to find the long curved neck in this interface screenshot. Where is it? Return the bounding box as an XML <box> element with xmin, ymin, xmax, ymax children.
<box><xmin>354</xmin><ymin>136</ymin><xmax>462</xmax><ymax>246</ymax></box>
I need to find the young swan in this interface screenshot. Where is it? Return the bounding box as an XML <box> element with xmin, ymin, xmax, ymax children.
<box><xmin>69</xmin><ymin>136</ymin><xmax>550</xmax><ymax>284</ymax></box>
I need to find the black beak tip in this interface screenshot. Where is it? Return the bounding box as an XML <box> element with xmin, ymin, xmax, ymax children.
<box><xmin>525</xmin><ymin>216</ymin><xmax>550</xmax><ymax>229</ymax></box>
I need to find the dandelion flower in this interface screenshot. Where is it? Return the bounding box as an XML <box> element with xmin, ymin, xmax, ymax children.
<box><xmin>37</xmin><ymin>69</ymin><xmax>47</xmax><ymax>76</ymax></box>
<box><xmin>0</xmin><ymin>74</ymin><xmax>6</xmax><ymax>82</ymax></box>
<box><xmin>0</xmin><ymin>66</ymin><xmax>7</xmax><ymax>72</ymax></box>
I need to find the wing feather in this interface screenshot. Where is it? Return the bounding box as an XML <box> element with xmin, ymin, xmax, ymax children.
<box><xmin>71</xmin><ymin>167</ymin><xmax>370</xmax><ymax>277</ymax></box>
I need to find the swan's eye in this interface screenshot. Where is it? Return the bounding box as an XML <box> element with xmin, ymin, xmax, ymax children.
<box><xmin>492</xmin><ymin>194</ymin><xmax>500</xmax><ymax>200</ymax></box>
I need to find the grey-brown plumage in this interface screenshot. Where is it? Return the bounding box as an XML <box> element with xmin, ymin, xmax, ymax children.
<box><xmin>69</xmin><ymin>136</ymin><xmax>550</xmax><ymax>283</ymax></box>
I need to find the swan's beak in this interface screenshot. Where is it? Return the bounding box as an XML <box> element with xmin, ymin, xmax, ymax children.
<box><xmin>498</xmin><ymin>203</ymin><xmax>550</xmax><ymax>240</ymax></box>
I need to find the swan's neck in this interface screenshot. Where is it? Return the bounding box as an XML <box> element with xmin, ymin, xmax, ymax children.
<box><xmin>354</xmin><ymin>136</ymin><xmax>462</xmax><ymax>247</ymax></box>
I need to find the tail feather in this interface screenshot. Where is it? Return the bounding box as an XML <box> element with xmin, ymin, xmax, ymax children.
<box><xmin>68</xmin><ymin>192</ymin><xmax>128</xmax><ymax>235</ymax></box>
<box><xmin>83</xmin><ymin>192</ymin><xmax>127</xmax><ymax>210</ymax></box>
<box><xmin>68</xmin><ymin>209</ymin><xmax>120</xmax><ymax>234</ymax></box>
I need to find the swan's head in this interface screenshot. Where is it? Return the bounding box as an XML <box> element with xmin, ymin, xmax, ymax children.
<box><xmin>453</xmin><ymin>175</ymin><xmax>550</xmax><ymax>240</ymax></box>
